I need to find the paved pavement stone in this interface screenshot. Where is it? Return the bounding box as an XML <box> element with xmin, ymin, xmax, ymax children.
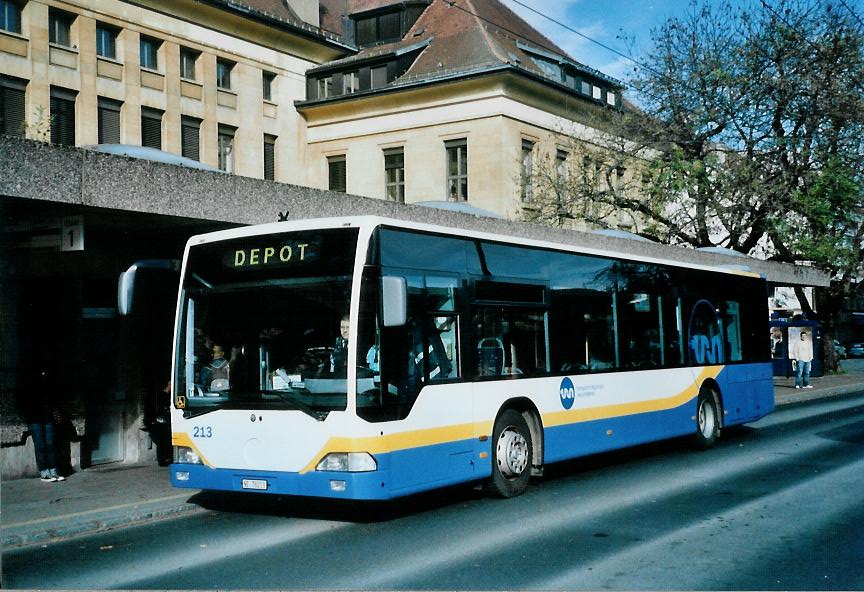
<box><xmin>3</xmin><ymin>361</ymin><xmax>863</xmax><ymax>548</ymax></box>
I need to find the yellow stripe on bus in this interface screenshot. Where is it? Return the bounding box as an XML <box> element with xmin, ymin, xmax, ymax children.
<box><xmin>299</xmin><ymin>366</ymin><xmax>724</xmax><ymax>474</ymax></box>
<box><xmin>543</xmin><ymin>366</ymin><xmax>722</xmax><ymax>428</ymax></box>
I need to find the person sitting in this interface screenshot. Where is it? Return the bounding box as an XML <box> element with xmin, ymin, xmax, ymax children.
<box><xmin>199</xmin><ymin>345</ymin><xmax>230</xmax><ymax>392</ymax></box>
<box><xmin>329</xmin><ymin>315</ymin><xmax>350</xmax><ymax>378</ymax></box>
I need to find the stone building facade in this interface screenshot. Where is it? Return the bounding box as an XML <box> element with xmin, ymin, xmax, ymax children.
<box><xmin>1</xmin><ymin>0</ymin><xmax>630</xmax><ymax>219</ymax></box>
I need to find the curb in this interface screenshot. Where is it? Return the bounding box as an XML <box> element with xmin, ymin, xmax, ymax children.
<box><xmin>2</xmin><ymin>494</ymin><xmax>206</xmax><ymax>548</ymax></box>
<box><xmin>774</xmin><ymin>382</ymin><xmax>864</xmax><ymax>407</ymax></box>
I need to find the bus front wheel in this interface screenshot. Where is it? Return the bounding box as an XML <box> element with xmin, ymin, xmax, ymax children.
<box><xmin>488</xmin><ymin>409</ymin><xmax>533</xmax><ymax>498</ymax></box>
<box><xmin>694</xmin><ymin>389</ymin><xmax>721</xmax><ymax>448</ymax></box>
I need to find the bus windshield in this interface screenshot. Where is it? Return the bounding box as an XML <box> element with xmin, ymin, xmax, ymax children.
<box><xmin>175</xmin><ymin>228</ymin><xmax>359</xmax><ymax>418</ymax></box>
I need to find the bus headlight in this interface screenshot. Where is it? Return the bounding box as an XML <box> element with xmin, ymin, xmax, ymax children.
<box><xmin>316</xmin><ymin>452</ymin><xmax>377</xmax><ymax>472</ymax></box>
<box><xmin>173</xmin><ymin>446</ymin><xmax>202</xmax><ymax>465</ymax></box>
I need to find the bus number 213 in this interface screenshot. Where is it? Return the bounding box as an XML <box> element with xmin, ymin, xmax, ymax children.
<box><xmin>193</xmin><ymin>426</ymin><xmax>213</xmax><ymax>438</ymax></box>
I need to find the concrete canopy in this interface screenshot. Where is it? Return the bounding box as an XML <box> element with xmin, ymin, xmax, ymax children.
<box><xmin>0</xmin><ymin>136</ymin><xmax>829</xmax><ymax>288</ymax></box>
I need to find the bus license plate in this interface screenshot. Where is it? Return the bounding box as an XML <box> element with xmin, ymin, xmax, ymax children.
<box><xmin>241</xmin><ymin>479</ymin><xmax>268</xmax><ymax>491</ymax></box>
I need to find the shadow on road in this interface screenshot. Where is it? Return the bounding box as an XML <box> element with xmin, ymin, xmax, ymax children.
<box><xmin>188</xmin><ymin>482</ymin><xmax>485</xmax><ymax>523</ymax></box>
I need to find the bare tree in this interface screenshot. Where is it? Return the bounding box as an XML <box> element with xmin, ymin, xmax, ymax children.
<box><xmin>523</xmin><ymin>0</ymin><xmax>864</xmax><ymax>369</ymax></box>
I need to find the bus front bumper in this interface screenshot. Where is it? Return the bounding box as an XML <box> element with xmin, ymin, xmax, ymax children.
<box><xmin>170</xmin><ymin>463</ymin><xmax>391</xmax><ymax>500</ymax></box>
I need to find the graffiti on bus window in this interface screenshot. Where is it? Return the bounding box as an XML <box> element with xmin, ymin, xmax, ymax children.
<box><xmin>688</xmin><ymin>299</ymin><xmax>724</xmax><ymax>365</ymax></box>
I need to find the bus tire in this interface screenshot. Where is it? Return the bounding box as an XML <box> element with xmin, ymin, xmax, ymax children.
<box><xmin>694</xmin><ymin>388</ymin><xmax>721</xmax><ymax>449</ymax></box>
<box><xmin>488</xmin><ymin>409</ymin><xmax>533</xmax><ymax>498</ymax></box>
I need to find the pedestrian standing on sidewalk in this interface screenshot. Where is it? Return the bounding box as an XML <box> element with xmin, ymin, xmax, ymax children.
<box><xmin>791</xmin><ymin>329</ymin><xmax>814</xmax><ymax>389</ymax></box>
<box><xmin>16</xmin><ymin>362</ymin><xmax>66</xmax><ymax>482</ymax></box>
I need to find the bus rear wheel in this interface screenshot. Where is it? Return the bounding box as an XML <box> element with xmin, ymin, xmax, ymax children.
<box><xmin>694</xmin><ymin>389</ymin><xmax>721</xmax><ymax>449</ymax></box>
<box><xmin>488</xmin><ymin>409</ymin><xmax>533</xmax><ymax>498</ymax></box>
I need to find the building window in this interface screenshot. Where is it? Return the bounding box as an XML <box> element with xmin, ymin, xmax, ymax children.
<box><xmin>343</xmin><ymin>71</ymin><xmax>359</xmax><ymax>94</ymax></box>
<box><xmin>97</xmin><ymin>97</ymin><xmax>121</xmax><ymax>144</ymax></box>
<box><xmin>181</xmin><ymin>115</ymin><xmax>201</xmax><ymax>161</ymax></box>
<box><xmin>49</xmin><ymin>9</ymin><xmax>74</xmax><ymax>47</ymax></box>
<box><xmin>328</xmin><ymin>155</ymin><xmax>346</xmax><ymax>192</ymax></box>
<box><xmin>592</xmin><ymin>85</ymin><xmax>602</xmax><ymax>100</ymax></box>
<box><xmin>50</xmin><ymin>86</ymin><xmax>77</xmax><ymax>146</ymax></box>
<box><xmin>140</xmin><ymin>106</ymin><xmax>162</xmax><ymax>149</ymax></box>
<box><xmin>614</xmin><ymin>166</ymin><xmax>626</xmax><ymax>191</ymax></box>
<box><xmin>581</xmin><ymin>80</ymin><xmax>590</xmax><ymax>95</ymax></box>
<box><xmin>218</xmin><ymin>124</ymin><xmax>236</xmax><ymax>173</ymax></box>
<box><xmin>384</xmin><ymin>148</ymin><xmax>405</xmax><ymax>203</ymax></box>
<box><xmin>371</xmin><ymin>66</ymin><xmax>387</xmax><ymax>89</ymax></box>
<box><xmin>0</xmin><ymin>75</ymin><xmax>26</xmax><ymax>137</ymax></box>
<box><xmin>217</xmin><ymin>59</ymin><xmax>234</xmax><ymax>90</ymax></box>
<box><xmin>355</xmin><ymin>10</ymin><xmax>402</xmax><ymax>46</ymax></box>
<box><xmin>317</xmin><ymin>76</ymin><xmax>333</xmax><ymax>99</ymax></box>
<box><xmin>140</xmin><ymin>36</ymin><xmax>160</xmax><ymax>70</ymax></box>
<box><xmin>445</xmin><ymin>139</ymin><xmax>468</xmax><ymax>201</ymax></box>
<box><xmin>264</xmin><ymin>134</ymin><xmax>276</xmax><ymax>181</ymax></box>
<box><xmin>606</xmin><ymin>91</ymin><xmax>617</xmax><ymax>107</ymax></box>
<box><xmin>263</xmin><ymin>71</ymin><xmax>276</xmax><ymax>101</ymax></box>
<box><xmin>180</xmin><ymin>48</ymin><xmax>199</xmax><ymax>80</ymax></box>
<box><xmin>532</xmin><ymin>56</ymin><xmax>560</xmax><ymax>80</ymax></box>
<box><xmin>0</xmin><ymin>0</ymin><xmax>22</xmax><ymax>34</ymax></box>
<box><xmin>96</xmin><ymin>24</ymin><xmax>118</xmax><ymax>60</ymax></box>
<box><xmin>556</xmin><ymin>149</ymin><xmax>568</xmax><ymax>180</ymax></box>
<box><xmin>521</xmin><ymin>139</ymin><xmax>535</xmax><ymax>203</ymax></box>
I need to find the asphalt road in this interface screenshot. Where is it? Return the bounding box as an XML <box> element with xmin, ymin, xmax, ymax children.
<box><xmin>4</xmin><ymin>393</ymin><xmax>864</xmax><ymax>590</ymax></box>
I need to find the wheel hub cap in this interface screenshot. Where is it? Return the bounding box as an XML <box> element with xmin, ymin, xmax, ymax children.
<box><xmin>496</xmin><ymin>427</ymin><xmax>528</xmax><ymax>477</ymax></box>
<box><xmin>699</xmin><ymin>401</ymin><xmax>715</xmax><ymax>437</ymax></box>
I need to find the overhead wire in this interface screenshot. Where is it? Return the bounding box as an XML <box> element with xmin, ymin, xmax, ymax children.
<box><xmin>436</xmin><ymin>0</ymin><xmax>726</xmax><ymax>150</ymax></box>
<box><xmin>438</xmin><ymin>0</ymin><xmax>802</xmax><ymax>157</ymax></box>
<box><xmin>435</xmin><ymin>0</ymin><xmax>861</xmax><ymax>157</ymax></box>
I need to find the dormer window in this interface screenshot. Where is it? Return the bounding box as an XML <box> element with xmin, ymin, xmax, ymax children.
<box><xmin>356</xmin><ymin>10</ymin><xmax>400</xmax><ymax>46</ymax></box>
<box><xmin>344</xmin><ymin>71</ymin><xmax>359</xmax><ymax>94</ymax></box>
<box><xmin>531</xmin><ymin>55</ymin><xmax>560</xmax><ymax>80</ymax></box>
<box><xmin>352</xmin><ymin>2</ymin><xmax>429</xmax><ymax>47</ymax></box>
<box><xmin>371</xmin><ymin>65</ymin><xmax>387</xmax><ymax>89</ymax></box>
<box><xmin>317</xmin><ymin>76</ymin><xmax>333</xmax><ymax>98</ymax></box>
<box><xmin>305</xmin><ymin>39</ymin><xmax>428</xmax><ymax>101</ymax></box>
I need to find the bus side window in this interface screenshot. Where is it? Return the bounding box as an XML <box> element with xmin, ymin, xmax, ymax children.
<box><xmin>429</xmin><ymin>315</ymin><xmax>459</xmax><ymax>380</ymax></box>
<box><xmin>472</xmin><ymin>307</ymin><xmax>547</xmax><ymax>378</ymax></box>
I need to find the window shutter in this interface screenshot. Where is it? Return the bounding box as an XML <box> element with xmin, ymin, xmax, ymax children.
<box><xmin>263</xmin><ymin>134</ymin><xmax>276</xmax><ymax>181</ymax></box>
<box><xmin>141</xmin><ymin>107</ymin><xmax>163</xmax><ymax>149</ymax></box>
<box><xmin>1</xmin><ymin>76</ymin><xmax>26</xmax><ymax>137</ymax></box>
<box><xmin>50</xmin><ymin>87</ymin><xmax>77</xmax><ymax>146</ymax></box>
<box><xmin>181</xmin><ymin>116</ymin><xmax>201</xmax><ymax>161</ymax></box>
<box><xmin>97</xmin><ymin>98</ymin><xmax>121</xmax><ymax>144</ymax></box>
<box><xmin>328</xmin><ymin>156</ymin><xmax>346</xmax><ymax>192</ymax></box>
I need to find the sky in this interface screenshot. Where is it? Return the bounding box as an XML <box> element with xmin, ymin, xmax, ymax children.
<box><xmin>500</xmin><ymin>0</ymin><xmax>757</xmax><ymax>88</ymax></box>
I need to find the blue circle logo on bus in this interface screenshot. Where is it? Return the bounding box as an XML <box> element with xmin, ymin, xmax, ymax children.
<box><xmin>559</xmin><ymin>377</ymin><xmax>575</xmax><ymax>410</ymax></box>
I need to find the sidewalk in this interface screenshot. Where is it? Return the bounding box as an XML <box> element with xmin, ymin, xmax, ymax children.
<box><xmin>3</xmin><ymin>362</ymin><xmax>863</xmax><ymax>549</ymax></box>
<box><xmin>1</xmin><ymin>462</ymin><xmax>206</xmax><ymax>548</ymax></box>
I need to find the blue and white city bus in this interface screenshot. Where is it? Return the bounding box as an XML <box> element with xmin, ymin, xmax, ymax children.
<box><xmin>169</xmin><ymin>216</ymin><xmax>773</xmax><ymax>499</ymax></box>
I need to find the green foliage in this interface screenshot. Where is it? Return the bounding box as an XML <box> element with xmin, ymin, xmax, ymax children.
<box><xmin>774</xmin><ymin>157</ymin><xmax>863</xmax><ymax>274</ymax></box>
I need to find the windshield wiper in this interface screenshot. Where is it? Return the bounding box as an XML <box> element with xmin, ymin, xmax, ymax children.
<box><xmin>183</xmin><ymin>392</ymin><xmax>328</xmax><ymax>421</ymax></box>
<box><xmin>263</xmin><ymin>391</ymin><xmax>328</xmax><ymax>421</ymax></box>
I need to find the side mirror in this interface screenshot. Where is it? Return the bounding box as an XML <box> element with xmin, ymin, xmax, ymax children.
<box><xmin>381</xmin><ymin>276</ymin><xmax>407</xmax><ymax>327</ymax></box>
<box><xmin>117</xmin><ymin>266</ymin><xmax>138</xmax><ymax>316</ymax></box>
<box><xmin>117</xmin><ymin>259</ymin><xmax>181</xmax><ymax>316</ymax></box>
